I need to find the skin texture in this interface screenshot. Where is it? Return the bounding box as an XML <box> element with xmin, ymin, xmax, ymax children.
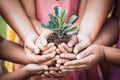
<box><xmin>0</xmin><ymin>36</ymin><xmax>57</xmax><ymax>80</ymax></box>
<box><xmin>59</xmin><ymin>0</ymin><xmax>120</xmax><ymax>76</ymax></box>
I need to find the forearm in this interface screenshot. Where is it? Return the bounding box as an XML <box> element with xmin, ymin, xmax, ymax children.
<box><xmin>0</xmin><ymin>37</ymin><xmax>30</xmax><ymax>64</ymax></box>
<box><xmin>94</xmin><ymin>18</ymin><xmax>119</xmax><ymax>46</ymax></box>
<box><xmin>79</xmin><ymin>0</ymin><xmax>114</xmax><ymax>41</ymax></box>
<box><xmin>75</xmin><ymin>0</ymin><xmax>87</xmax><ymax>25</ymax></box>
<box><xmin>0</xmin><ymin>67</ymin><xmax>32</xmax><ymax>80</ymax></box>
<box><xmin>20</xmin><ymin>0</ymin><xmax>52</xmax><ymax>35</ymax></box>
<box><xmin>102</xmin><ymin>46</ymin><xmax>120</xmax><ymax>66</ymax></box>
<box><xmin>0</xmin><ymin>0</ymin><xmax>37</xmax><ymax>41</ymax></box>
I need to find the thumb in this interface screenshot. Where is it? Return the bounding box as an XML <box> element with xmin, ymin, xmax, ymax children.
<box><xmin>41</xmin><ymin>37</ymin><xmax>47</xmax><ymax>46</ymax></box>
<box><xmin>36</xmin><ymin>36</ymin><xmax>48</xmax><ymax>47</ymax></box>
<box><xmin>67</xmin><ymin>35</ymin><xmax>77</xmax><ymax>47</ymax></box>
<box><xmin>25</xmin><ymin>39</ymin><xmax>39</xmax><ymax>54</ymax></box>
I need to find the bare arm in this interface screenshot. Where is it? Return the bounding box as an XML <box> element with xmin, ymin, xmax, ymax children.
<box><xmin>0</xmin><ymin>67</ymin><xmax>32</xmax><ymax>80</ymax></box>
<box><xmin>94</xmin><ymin>18</ymin><xmax>119</xmax><ymax>46</ymax></box>
<box><xmin>20</xmin><ymin>0</ymin><xmax>52</xmax><ymax>35</ymax></box>
<box><xmin>0</xmin><ymin>0</ymin><xmax>37</xmax><ymax>41</ymax></box>
<box><xmin>79</xmin><ymin>0</ymin><xmax>114</xmax><ymax>41</ymax></box>
<box><xmin>0</xmin><ymin>36</ymin><xmax>30</xmax><ymax>64</ymax></box>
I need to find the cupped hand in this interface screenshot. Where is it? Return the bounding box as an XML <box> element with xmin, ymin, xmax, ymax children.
<box><xmin>61</xmin><ymin>44</ymin><xmax>104</xmax><ymax>71</ymax></box>
<box><xmin>73</xmin><ymin>33</ymin><xmax>93</xmax><ymax>54</ymax></box>
<box><xmin>24</xmin><ymin>64</ymin><xmax>48</xmax><ymax>75</ymax></box>
<box><xmin>24</xmin><ymin>32</ymin><xmax>40</xmax><ymax>54</ymax></box>
<box><xmin>35</xmin><ymin>30</ymin><xmax>53</xmax><ymax>51</ymax></box>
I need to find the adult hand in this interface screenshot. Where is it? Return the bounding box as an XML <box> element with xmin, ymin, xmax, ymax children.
<box><xmin>61</xmin><ymin>44</ymin><xmax>104</xmax><ymax>71</ymax></box>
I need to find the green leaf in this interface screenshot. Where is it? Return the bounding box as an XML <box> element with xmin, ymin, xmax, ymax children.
<box><xmin>41</xmin><ymin>23</ymin><xmax>49</xmax><ymax>28</ymax></box>
<box><xmin>67</xmin><ymin>26</ymin><xmax>79</xmax><ymax>32</ymax></box>
<box><xmin>67</xmin><ymin>15</ymin><xmax>77</xmax><ymax>24</ymax></box>
<box><xmin>60</xmin><ymin>10</ymin><xmax>67</xmax><ymax>23</ymax></box>
<box><xmin>55</xmin><ymin>6</ymin><xmax>62</xmax><ymax>17</ymax></box>
<box><xmin>61</xmin><ymin>23</ymin><xmax>67</xmax><ymax>30</ymax></box>
<box><xmin>60</xmin><ymin>10</ymin><xmax>67</xmax><ymax>30</ymax></box>
<box><xmin>49</xmin><ymin>14</ymin><xmax>58</xmax><ymax>28</ymax></box>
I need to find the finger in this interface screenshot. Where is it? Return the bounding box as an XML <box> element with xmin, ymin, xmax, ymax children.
<box><xmin>61</xmin><ymin>43</ymin><xmax>73</xmax><ymax>52</ymax></box>
<box><xmin>56</xmin><ymin>48</ymin><xmax>61</xmax><ymax>54</ymax></box>
<box><xmin>48</xmin><ymin>67</ymin><xmax>61</xmax><ymax>71</ymax></box>
<box><xmin>62</xmin><ymin>68</ymin><xmax>82</xmax><ymax>72</ymax></box>
<box><xmin>64</xmin><ymin>57</ymin><xmax>92</xmax><ymax>66</ymax></box>
<box><xmin>57</xmin><ymin>59</ymin><xmax>69</xmax><ymax>64</ymax></box>
<box><xmin>49</xmin><ymin>71</ymin><xmax>65</xmax><ymax>78</ymax></box>
<box><xmin>67</xmin><ymin>35</ymin><xmax>77</xmax><ymax>47</ymax></box>
<box><xmin>49</xmin><ymin>71</ymin><xmax>61</xmax><ymax>77</ymax></box>
<box><xmin>36</xmin><ymin>36</ymin><xmax>47</xmax><ymax>50</ymax></box>
<box><xmin>60</xmin><ymin>53</ymin><xmax>76</xmax><ymax>60</ymax></box>
<box><xmin>42</xmin><ymin>46</ymin><xmax>56</xmax><ymax>54</ymax></box>
<box><xmin>43</xmin><ymin>57</ymin><xmax>56</xmax><ymax>66</ymax></box>
<box><xmin>44</xmin><ymin>71</ymin><xmax>54</xmax><ymax>77</ymax></box>
<box><xmin>76</xmin><ymin>49</ymin><xmax>91</xmax><ymax>59</ymax></box>
<box><xmin>26</xmin><ymin>52</ymin><xmax>55</xmax><ymax>63</ymax></box>
<box><xmin>25</xmin><ymin>40</ymin><xmax>39</xmax><ymax>54</ymax></box>
<box><xmin>41</xmin><ymin>43</ymin><xmax>55</xmax><ymax>52</ymax></box>
<box><xmin>25</xmin><ymin>64</ymin><xmax>48</xmax><ymax>73</ymax></box>
<box><xmin>73</xmin><ymin>40</ymin><xmax>90</xmax><ymax>54</ymax></box>
<box><xmin>56</xmin><ymin>63</ymin><xmax>61</xmax><ymax>68</ymax></box>
<box><xmin>63</xmin><ymin>65</ymin><xmax>88</xmax><ymax>69</ymax></box>
<box><xmin>58</xmin><ymin>45</ymin><xmax>68</xmax><ymax>53</ymax></box>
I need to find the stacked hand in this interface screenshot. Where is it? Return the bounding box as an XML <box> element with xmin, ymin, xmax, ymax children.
<box><xmin>24</xmin><ymin>30</ymin><xmax>100</xmax><ymax>78</ymax></box>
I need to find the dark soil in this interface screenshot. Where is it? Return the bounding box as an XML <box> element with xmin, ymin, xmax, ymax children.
<box><xmin>48</xmin><ymin>33</ymin><xmax>70</xmax><ymax>46</ymax></box>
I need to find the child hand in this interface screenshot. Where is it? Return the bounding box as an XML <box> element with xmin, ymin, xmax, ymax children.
<box><xmin>26</xmin><ymin>51</ymin><xmax>56</xmax><ymax>64</ymax></box>
<box><xmin>24</xmin><ymin>32</ymin><xmax>40</xmax><ymax>54</ymax></box>
<box><xmin>35</xmin><ymin>30</ymin><xmax>53</xmax><ymax>51</ymax></box>
<box><xmin>73</xmin><ymin>33</ymin><xmax>93</xmax><ymax>54</ymax></box>
<box><xmin>24</xmin><ymin>64</ymin><xmax>48</xmax><ymax>75</ymax></box>
<box><xmin>61</xmin><ymin>44</ymin><xmax>104</xmax><ymax>71</ymax></box>
<box><xmin>56</xmin><ymin>35</ymin><xmax>77</xmax><ymax>67</ymax></box>
<box><xmin>41</xmin><ymin>70</ymin><xmax>70</xmax><ymax>78</ymax></box>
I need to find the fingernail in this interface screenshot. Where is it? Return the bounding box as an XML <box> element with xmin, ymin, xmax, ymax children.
<box><xmin>74</xmin><ymin>49</ymin><xmax>78</xmax><ymax>54</ymax></box>
<box><xmin>50</xmin><ymin>53</ymin><xmax>55</xmax><ymax>58</ymax></box>
<box><xmin>34</xmin><ymin>48</ymin><xmax>39</xmax><ymax>54</ymax></box>
<box><xmin>60</xmin><ymin>66</ymin><xmax>64</xmax><ymax>69</ymax></box>
<box><xmin>76</xmin><ymin>55</ymin><xmax>82</xmax><ymax>59</ymax></box>
<box><xmin>44</xmin><ymin>66</ymin><xmax>48</xmax><ymax>70</ymax></box>
<box><xmin>55</xmin><ymin>55</ymin><xmax>60</xmax><ymax>59</ymax></box>
<box><xmin>64</xmin><ymin>62</ymin><xmax>69</xmax><ymax>66</ymax></box>
<box><xmin>57</xmin><ymin>60</ymin><xmax>61</xmax><ymax>63</ymax></box>
<box><xmin>60</xmin><ymin>54</ymin><xmax>64</xmax><ymax>57</ymax></box>
<box><xmin>56</xmin><ymin>64</ymin><xmax>60</xmax><ymax>68</ymax></box>
<box><xmin>42</xmin><ymin>42</ymin><xmax>47</xmax><ymax>46</ymax></box>
<box><xmin>68</xmin><ymin>43</ymin><xmax>72</xmax><ymax>47</ymax></box>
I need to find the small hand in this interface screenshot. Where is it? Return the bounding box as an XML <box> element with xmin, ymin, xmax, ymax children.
<box><xmin>24</xmin><ymin>32</ymin><xmax>40</xmax><ymax>54</ymax></box>
<box><xmin>35</xmin><ymin>30</ymin><xmax>53</xmax><ymax>51</ymax></box>
<box><xmin>41</xmin><ymin>70</ymin><xmax>70</xmax><ymax>78</ymax></box>
<box><xmin>24</xmin><ymin>64</ymin><xmax>48</xmax><ymax>75</ymax></box>
<box><xmin>73</xmin><ymin>33</ymin><xmax>93</xmax><ymax>54</ymax></box>
<box><xmin>26</xmin><ymin>51</ymin><xmax>56</xmax><ymax>64</ymax></box>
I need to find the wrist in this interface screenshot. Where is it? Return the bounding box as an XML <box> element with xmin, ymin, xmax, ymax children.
<box><xmin>98</xmin><ymin>45</ymin><xmax>105</xmax><ymax>62</ymax></box>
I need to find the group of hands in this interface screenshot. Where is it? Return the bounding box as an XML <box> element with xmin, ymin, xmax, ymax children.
<box><xmin>23</xmin><ymin>30</ymin><xmax>104</xmax><ymax>78</ymax></box>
